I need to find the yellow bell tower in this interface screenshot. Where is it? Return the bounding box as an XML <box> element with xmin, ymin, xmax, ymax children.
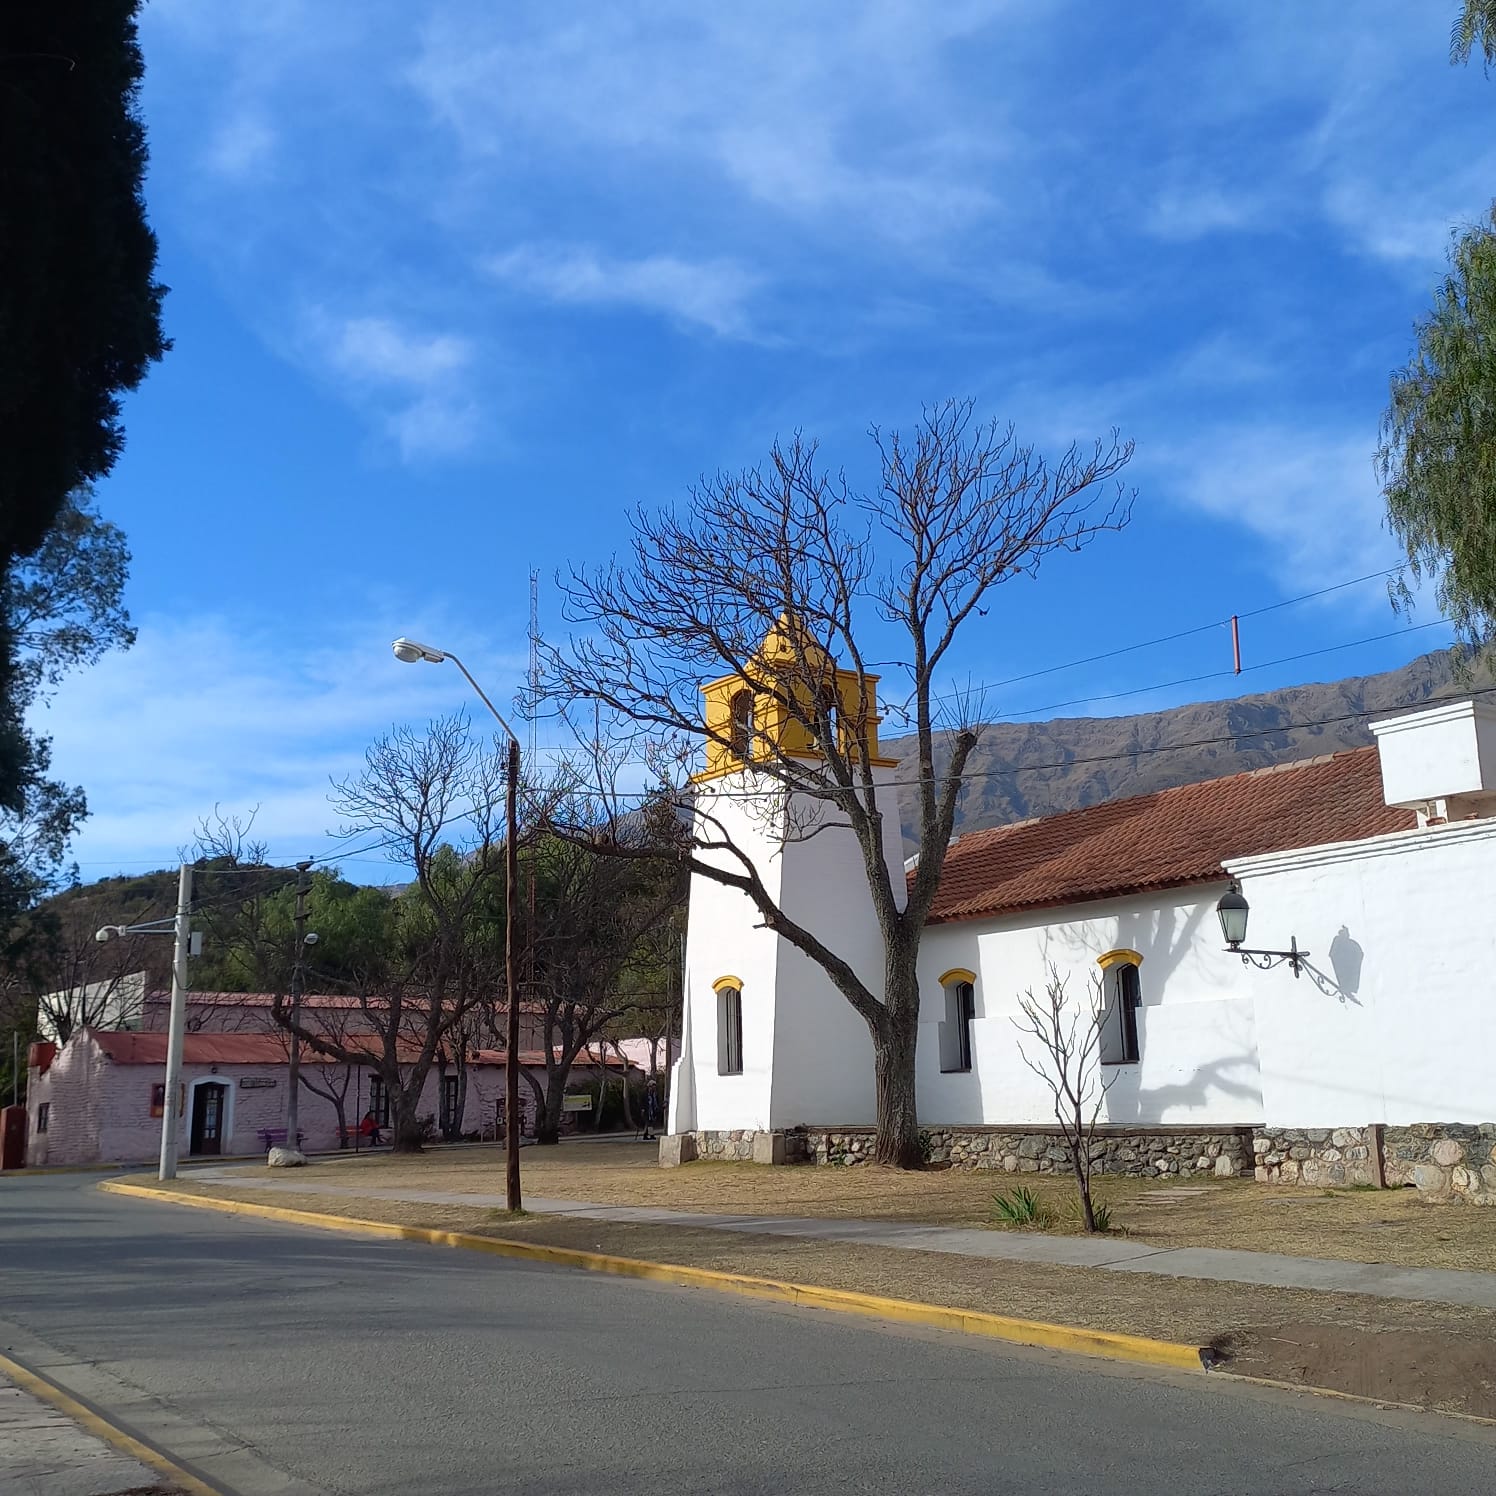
<box><xmin>695</xmin><ymin>616</ymin><xmax>897</xmax><ymax>781</ymax></box>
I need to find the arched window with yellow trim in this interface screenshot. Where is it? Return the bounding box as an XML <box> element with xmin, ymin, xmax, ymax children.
<box><xmin>713</xmin><ymin>976</ymin><xmax>744</xmax><ymax>1075</ymax></box>
<box><xmin>937</xmin><ymin>968</ymin><xmax>977</xmax><ymax>1073</ymax></box>
<box><xmin>1096</xmin><ymin>951</ymin><xmax>1142</xmax><ymax>1065</ymax></box>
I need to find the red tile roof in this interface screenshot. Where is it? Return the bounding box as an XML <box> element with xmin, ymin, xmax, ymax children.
<box><xmin>925</xmin><ymin>746</ymin><xmax>1416</xmax><ymax>925</ymax></box>
<box><xmin>91</xmin><ymin>1031</ymin><xmax>295</xmax><ymax>1066</ymax></box>
<box><xmin>85</xmin><ymin>1030</ymin><xmax>633</xmax><ymax>1070</ymax></box>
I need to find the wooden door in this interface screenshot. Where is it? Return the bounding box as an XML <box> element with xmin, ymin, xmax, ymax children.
<box><xmin>190</xmin><ymin>1083</ymin><xmax>227</xmax><ymax>1155</ymax></box>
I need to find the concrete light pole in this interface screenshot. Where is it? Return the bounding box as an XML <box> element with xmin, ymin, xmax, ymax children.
<box><xmin>391</xmin><ymin>638</ymin><xmax>523</xmax><ymax>1212</ymax></box>
<box><xmin>99</xmin><ymin>861</ymin><xmax>194</xmax><ymax>1181</ymax></box>
<box><xmin>281</xmin><ymin>860</ymin><xmax>314</xmax><ymax>1162</ymax></box>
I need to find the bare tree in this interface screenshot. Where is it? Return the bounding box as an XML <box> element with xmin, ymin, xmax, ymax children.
<box><xmin>519</xmin><ymin>768</ymin><xmax>686</xmax><ymax>1143</ymax></box>
<box><xmin>1013</xmin><ymin>966</ymin><xmax>1112</xmax><ymax>1233</ymax></box>
<box><xmin>271</xmin><ymin>713</ymin><xmax>510</xmax><ymax>1152</ymax></box>
<box><xmin>31</xmin><ymin>903</ymin><xmax>154</xmax><ymax>1043</ymax></box>
<box><xmin>543</xmin><ymin>400</ymin><xmax>1132</xmax><ymax>1165</ymax></box>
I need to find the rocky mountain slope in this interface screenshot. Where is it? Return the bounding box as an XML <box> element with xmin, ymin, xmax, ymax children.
<box><xmin>886</xmin><ymin>648</ymin><xmax>1484</xmax><ymax>852</ymax></box>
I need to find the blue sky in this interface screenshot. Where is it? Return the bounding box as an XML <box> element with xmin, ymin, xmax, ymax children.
<box><xmin>37</xmin><ymin>0</ymin><xmax>1495</xmax><ymax>882</ymax></box>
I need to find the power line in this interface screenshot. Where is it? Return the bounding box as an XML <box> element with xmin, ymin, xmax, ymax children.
<box><xmin>925</xmin><ymin>563</ymin><xmax>1409</xmax><ymax>710</ymax></box>
<box><xmin>1004</xmin><ymin>619</ymin><xmax>1447</xmax><ymax>721</ymax></box>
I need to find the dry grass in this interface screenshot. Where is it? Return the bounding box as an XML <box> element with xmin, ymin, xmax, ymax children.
<box><xmin>196</xmin><ymin>1140</ymin><xmax>1496</xmax><ymax>1273</ymax></box>
<box><xmin>136</xmin><ymin>1175</ymin><xmax>1496</xmax><ymax>1346</ymax></box>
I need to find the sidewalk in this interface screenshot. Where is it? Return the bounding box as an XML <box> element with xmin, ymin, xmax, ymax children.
<box><xmin>0</xmin><ymin>1372</ymin><xmax>184</xmax><ymax>1496</ymax></box>
<box><xmin>188</xmin><ymin>1167</ymin><xmax>1496</xmax><ymax>1310</ymax></box>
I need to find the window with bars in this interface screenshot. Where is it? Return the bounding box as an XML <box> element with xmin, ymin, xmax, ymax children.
<box><xmin>36</xmin><ymin>1102</ymin><xmax>49</xmax><ymax>1134</ymax></box>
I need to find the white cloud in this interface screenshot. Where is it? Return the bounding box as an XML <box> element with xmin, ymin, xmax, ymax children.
<box><xmin>485</xmin><ymin>245</ymin><xmax>762</xmax><ymax>338</ymax></box>
<box><xmin>300</xmin><ymin>311</ymin><xmax>479</xmax><ymax>458</ymax></box>
<box><xmin>1153</xmin><ymin>425</ymin><xmax>1400</xmax><ymax>587</ymax></box>
<box><xmin>204</xmin><ymin>111</ymin><xmax>276</xmax><ymax>180</ymax></box>
<box><xmin>1146</xmin><ymin>187</ymin><xmax>1267</xmax><ymax>244</ymax></box>
<box><xmin>34</xmin><ymin>610</ymin><xmax>534</xmax><ymax>881</ymax></box>
<box><xmin>407</xmin><ymin>1</ymin><xmax>1010</xmax><ymax>247</ymax></box>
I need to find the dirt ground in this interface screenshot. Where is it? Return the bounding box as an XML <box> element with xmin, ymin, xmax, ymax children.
<box><xmin>202</xmin><ymin>1139</ymin><xmax>1496</xmax><ymax>1272</ymax></box>
<box><xmin>140</xmin><ymin>1167</ymin><xmax>1496</xmax><ymax>1423</ymax></box>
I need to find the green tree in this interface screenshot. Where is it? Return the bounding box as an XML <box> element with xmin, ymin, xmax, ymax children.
<box><xmin>0</xmin><ymin>492</ymin><xmax>135</xmax><ymax>977</ymax></box>
<box><xmin>1378</xmin><ymin>7</ymin><xmax>1496</xmax><ymax>639</ymax></box>
<box><xmin>1452</xmin><ymin>1</ymin><xmax>1496</xmax><ymax>67</ymax></box>
<box><xmin>1</xmin><ymin>2</ymin><xmax>167</xmax><ymax>814</ymax></box>
<box><xmin>1378</xmin><ymin>211</ymin><xmax>1496</xmax><ymax>644</ymax></box>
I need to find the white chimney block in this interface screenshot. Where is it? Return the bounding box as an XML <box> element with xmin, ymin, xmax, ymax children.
<box><xmin>1369</xmin><ymin>698</ymin><xmax>1496</xmax><ymax>815</ymax></box>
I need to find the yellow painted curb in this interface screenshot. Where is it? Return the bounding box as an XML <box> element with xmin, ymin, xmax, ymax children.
<box><xmin>0</xmin><ymin>1348</ymin><xmax>222</xmax><ymax>1496</ymax></box>
<box><xmin>99</xmin><ymin>1179</ymin><xmax>1205</xmax><ymax>1373</ymax></box>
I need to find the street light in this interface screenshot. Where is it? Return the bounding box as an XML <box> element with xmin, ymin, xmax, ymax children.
<box><xmin>97</xmin><ymin>863</ymin><xmax>195</xmax><ymax>1180</ymax></box>
<box><xmin>1216</xmin><ymin>880</ymin><xmax>1310</xmax><ymax>979</ymax></box>
<box><xmin>392</xmin><ymin>637</ymin><xmax>523</xmax><ymax>1212</ymax></box>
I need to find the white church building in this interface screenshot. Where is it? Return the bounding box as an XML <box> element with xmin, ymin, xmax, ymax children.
<box><xmin>666</xmin><ymin>649</ymin><xmax>1496</xmax><ymax>1203</ymax></box>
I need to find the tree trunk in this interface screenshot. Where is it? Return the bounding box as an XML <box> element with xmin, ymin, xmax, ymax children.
<box><xmin>392</xmin><ymin>1086</ymin><xmax>424</xmax><ymax>1153</ymax></box>
<box><xmin>536</xmin><ymin>1067</ymin><xmax>567</xmax><ymax>1144</ymax></box>
<box><xmin>871</xmin><ymin>954</ymin><xmax>923</xmax><ymax>1168</ymax></box>
<box><xmin>872</xmin><ymin>1027</ymin><xmax>922</xmax><ymax>1167</ymax></box>
<box><xmin>454</xmin><ymin>1049</ymin><xmax>469</xmax><ymax>1142</ymax></box>
<box><xmin>614</xmin><ymin>1045</ymin><xmax>635</xmax><ymax>1130</ymax></box>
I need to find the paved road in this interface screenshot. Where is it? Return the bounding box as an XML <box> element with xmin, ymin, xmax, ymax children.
<box><xmin>1</xmin><ymin>1176</ymin><xmax>1493</xmax><ymax>1496</ymax></box>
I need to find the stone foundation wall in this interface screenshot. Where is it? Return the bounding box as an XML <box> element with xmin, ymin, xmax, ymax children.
<box><xmin>673</xmin><ymin>1121</ymin><xmax>1496</xmax><ymax>1201</ymax></box>
<box><xmin>680</xmin><ymin>1124</ymin><xmax>1255</xmax><ymax>1177</ymax></box>
<box><xmin>1253</xmin><ymin>1123</ymin><xmax>1496</xmax><ymax>1203</ymax></box>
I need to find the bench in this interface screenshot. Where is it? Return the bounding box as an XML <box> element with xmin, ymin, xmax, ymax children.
<box><xmin>335</xmin><ymin>1124</ymin><xmax>386</xmax><ymax>1148</ymax></box>
<box><xmin>257</xmin><ymin>1127</ymin><xmax>305</xmax><ymax>1150</ymax></box>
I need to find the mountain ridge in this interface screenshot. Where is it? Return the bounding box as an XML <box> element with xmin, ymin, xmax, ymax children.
<box><xmin>885</xmin><ymin>648</ymin><xmax>1483</xmax><ymax>852</ymax></box>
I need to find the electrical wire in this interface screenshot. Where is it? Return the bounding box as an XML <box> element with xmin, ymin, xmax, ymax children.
<box><xmin>925</xmin><ymin>563</ymin><xmax>1409</xmax><ymax>709</ymax></box>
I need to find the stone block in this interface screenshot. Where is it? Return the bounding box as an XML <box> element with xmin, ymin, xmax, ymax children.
<box><xmin>1432</xmin><ymin>1139</ymin><xmax>1464</xmax><ymax>1167</ymax></box>
<box><xmin>1411</xmin><ymin>1162</ymin><xmax>1450</xmax><ymax>1195</ymax></box>
<box><xmin>658</xmin><ymin>1133</ymin><xmax>698</xmax><ymax>1168</ymax></box>
<box><xmin>752</xmin><ymin>1131</ymin><xmax>786</xmax><ymax>1166</ymax></box>
<box><xmin>267</xmin><ymin>1146</ymin><xmax>307</xmax><ymax>1168</ymax></box>
<box><xmin>1216</xmin><ymin>1156</ymin><xmax>1239</xmax><ymax>1178</ymax></box>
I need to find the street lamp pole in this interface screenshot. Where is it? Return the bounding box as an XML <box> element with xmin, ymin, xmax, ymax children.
<box><xmin>283</xmin><ymin>861</ymin><xmax>313</xmax><ymax>1158</ymax></box>
<box><xmin>98</xmin><ymin>865</ymin><xmax>196</xmax><ymax>1180</ymax></box>
<box><xmin>392</xmin><ymin>638</ymin><xmax>523</xmax><ymax>1212</ymax></box>
<box><xmin>96</xmin><ymin>865</ymin><xmax>196</xmax><ymax>1179</ymax></box>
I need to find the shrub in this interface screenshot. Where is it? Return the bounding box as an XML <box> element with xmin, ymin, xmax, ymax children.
<box><xmin>991</xmin><ymin>1186</ymin><xmax>1057</xmax><ymax>1229</ymax></box>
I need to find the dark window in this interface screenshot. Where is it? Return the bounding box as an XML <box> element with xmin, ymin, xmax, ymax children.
<box><xmin>1100</xmin><ymin>963</ymin><xmax>1142</xmax><ymax>1065</ymax></box>
<box><xmin>149</xmin><ymin>1083</ymin><xmax>166</xmax><ymax>1118</ymax></box>
<box><xmin>36</xmin><ymin>1102</ymin><xmax>49</xmax><ymax>1134</ymax></box>
<box><xmin>729</xmin><ymin>689</ymin><xmax>755</xmax><ymax>759</ymax></box>
<box><xmin>939</xmin><ymin>980</ymin><xmax>976</xmax><ymax>1072</ymax></box>
<box><xmin>717</xmin><ymin>987</ymin><xmax>743</xmax><ymax>1075</ymax></box>
<box><xmin>441</xmin><ymin>1074</ymin><xmax>460</xmax><ymax>1130</ymax></box>
<box><xmin>368</xmin><ymin>1074</ymin><xmax>391</xmax><ymax>1126</ymax></box>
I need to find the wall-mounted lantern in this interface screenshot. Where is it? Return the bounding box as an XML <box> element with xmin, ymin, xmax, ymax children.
<box><xmin>1216</xmin><ymin>880</ymin><xmax>1309</xmax><ymax>979</ymax></box>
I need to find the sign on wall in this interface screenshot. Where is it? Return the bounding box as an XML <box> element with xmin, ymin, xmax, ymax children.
<box><xmin>239</xmin><ymin>1077</ymin><xmax>278</xmax><ymax>1090</ymax></box>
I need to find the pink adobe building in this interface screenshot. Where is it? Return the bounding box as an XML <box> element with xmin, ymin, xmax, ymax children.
<box><xmin>24</xmin><ymin>989</ymin><xmax>636</xmax><ymax>1167</ymax></box>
